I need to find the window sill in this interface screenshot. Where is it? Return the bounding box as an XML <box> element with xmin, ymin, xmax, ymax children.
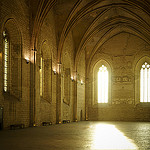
<box><xmin>137</xmin><ymin>102</ymin><xmax>150</xmax><ymax>107</ymax></box>
<box><xmin>93</xmin><ymin>103</ymin><xmax>110</xmax><ymax>108</ymax></box>
<box><xmin>63</xmin><ymin>99</ymin><xmax>70</xmax><ymax>106</ymax></box>
<box><xmin>3</xmin><ymin>92</ymin><xmax>20</xmax><ymax>101</ymax></box>
<box><xmin>40</xmin><ymin>96</ymin><xmax>52</xmax><ymax>104</ymax></box>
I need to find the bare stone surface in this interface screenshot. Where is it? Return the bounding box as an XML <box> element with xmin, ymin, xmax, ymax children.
<box><xmin>0</xmin><ymin>121</ymin><xmax>150</xmax><ymax>150</ymax></box>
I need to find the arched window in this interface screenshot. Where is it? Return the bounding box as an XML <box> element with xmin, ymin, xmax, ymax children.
<box><xmin>140</xmin><ymin>62</ymin><xmax>150</xmax><ymax>102</ymax></box>
<box><xmin>98</xmin><ymin>65</ymin><xmax>108</xmax><ymax>103</ymax></box>
<box><xmin>93</xmin><ymin>59</ymin><xmax>111</xmax><ymax>105</ymax></box>
<box><xmin>64</xmin><ymin>67</ymin><xmax>71</xmax><ymax>104</ymax></box>
<box><xmin>3</xmin><ymin>19</ymin><xmax>22</xmax><ymax>100</ymax></box>
<box><xmin>3</xmin><ymin>30</ymin><xmax>9</xmax><ymax>92</ymax></box>
<box><xmin>40</xmin><ymin>41</ymin><xmax>52</xmax><ymax>103</ymax></box>
<box><xmin>40</xmin><ymin>56</ymin><xmax>43</xmax><ymax>96</ymax></box>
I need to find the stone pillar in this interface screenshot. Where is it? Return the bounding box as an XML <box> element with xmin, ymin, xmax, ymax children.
<box><xmin>85</xmin><ymin>78</ymin><xmax>89</xmax><ymax>120</ymax></box>
<box><xmin>30</xmin><ymin>48</ymin><xmax>37</xmax><ymax>126</ymax></box>
<box><xmin>56</xmin><ymin>64</ymin><xmax>62</xmax><ymax>123</ymax></box>
<box><xmin>73</xmin><ymin>71</ymin><xmax>77</xmax><ymax>121</ymax></box>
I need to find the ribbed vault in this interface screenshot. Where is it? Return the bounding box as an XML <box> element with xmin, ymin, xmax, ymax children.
<box><xmin>31</xmin><ymin>0</ymin><xmax>150</xmax><ymax>70</ymax></box>
<box><xmin>52</xmin><ymin>0</ymin><xmax>150</xmax><ymax>70</ymax></box>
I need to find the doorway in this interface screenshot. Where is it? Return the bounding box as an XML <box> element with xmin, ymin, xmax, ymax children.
<box><xmin>0</xmin><ymin>107</ymin><xmax>3</xmax><ymax>130</ymax></box>
<box><xmin>80</xmin><ymin>110</ymin><xmax>82</xmax><ymax>121</ymax></box>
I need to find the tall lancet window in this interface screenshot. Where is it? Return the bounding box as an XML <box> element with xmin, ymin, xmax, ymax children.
<box><xmin>98</xmin><ymin>65</ymin><xmax>108</xmax><ymax>103</ymax></box>
<box><xmin>140</xmin><ymin>62</ymin><xmax>150</xmax><ymax>102</ymax></box>
<box><xmin>40</xmin><ymin>57</ymin><xmax>43</xmax><ymax>96</ymax></box>
<box><xmin>3</xmin><ymin>31</ymin><xmax>9</xmax><ymax>92</ymax></box>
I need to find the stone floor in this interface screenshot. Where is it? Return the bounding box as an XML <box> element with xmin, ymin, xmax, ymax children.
<box><xmin>0</xmin><ymin>121</ymin><xmax>150</xmax><ymax>150</ymax></box>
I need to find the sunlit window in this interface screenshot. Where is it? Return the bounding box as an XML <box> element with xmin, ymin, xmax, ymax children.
<box><xmin>3</xmin><ymin>31</ymin><xmax>9</xmax><ymax>92</ymax></box>
<box><xmin>140</xmin><ymin>62</ymin><xmax>150</xmax><ymax>102</ymax></box>
<box><xmin>98</xmin><ymin>65</ymin><xmax>108</xmax><ymax>103</ymax></box>
<box><xmin>40</xmin><ymin>57</ymin><xmax>43</xmax><ymax>96</ymax></box>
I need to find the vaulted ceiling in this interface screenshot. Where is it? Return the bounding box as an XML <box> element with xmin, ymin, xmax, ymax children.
<box><xmin>31</xmin><ymin>0</ymin><xmax>150</xmax><ymax>66</ymax></box>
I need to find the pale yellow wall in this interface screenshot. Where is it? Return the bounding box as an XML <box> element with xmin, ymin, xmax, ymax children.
<box><xmin>87</xmin><ymin>33</ymin><xmax>150</xmax><ymax>121</ymax></box>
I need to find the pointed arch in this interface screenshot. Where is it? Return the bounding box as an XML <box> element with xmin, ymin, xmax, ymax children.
<box><xmin>135</xmin><ymin>56</ymin><xmax>150</xmax><ymax>104</ymax></box>
<box><xmin>40</xmin><ymin>40</ymin><xmax>52</xmax><ymax>103</ymax></box>
<box><xmin>140</xmin><ymin>62</ymin><xmax>150</xmax><ymax>102</ymax></box>
<box><xmin>2</xmin><ymin>18</ymin><xmax>22</xmax><ymax>100</ymax></box>
<box><xmin>93</xmin><ymin>59</ymin><xmax>111</xmax><ymax>105</ymax></box>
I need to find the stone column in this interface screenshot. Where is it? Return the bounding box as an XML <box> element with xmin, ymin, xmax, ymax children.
<box><xmin>30</xmin><ymin>48</ymin><xmax>37</xmax><ymax>126</ymax></box>
<box><xmin>85</xmin><ymin>78</ymin><xmax>89</xmax><ymax>120</ymax></box>
<box><xmin>56</xmin><ymin>63</ymin><xmax>62</xmax><ymax>123</ymax></box>
<box><xmin>73</xmin><ymin>71</ymin><xmax>77</xmax><ymax>121</ymax></box>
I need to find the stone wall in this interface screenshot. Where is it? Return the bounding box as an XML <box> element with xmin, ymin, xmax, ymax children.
<box><xmin>36</xmin><ymin>8</ymin><xmax>57</xmax><ymax>125</ymax></box>
<box><xmin>88</xmin><ymin>33</ymin><xmax>150</xmax><ymax>121</ymax></box>
<box><xmin>61</xmin><ymin>32</ymin><xmax>75</xmax><ymax>122</ymax></box>
<box><xmin>0</xmin><ymin>0</ymin><xmax>149</xmax><ymax>130</ymax></box>
<box><xmin>88</xmin><ymin>104</ymin><xmax>150</xmax><ymax>121</ymax></box>
<box><xmin>77</xmin><ymin>50</ymin><xmax>85</xmax><ymax>121</ymax></box>
<box><xmin>0</xmin><ymin>0</ymin><xmax>30</xmax><ymax>128</ymax></box>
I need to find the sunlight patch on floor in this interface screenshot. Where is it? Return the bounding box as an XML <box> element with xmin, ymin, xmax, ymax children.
<box><xmin>91</xmin><ymin>124</ymin><xmax>138</xmax><ymax>149</ymax></box>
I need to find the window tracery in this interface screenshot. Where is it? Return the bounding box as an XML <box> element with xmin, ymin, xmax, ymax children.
<box><xmin>98</xmin><ymin>65</ymin><xmax>108</xmax><ymax>103</ymax></box>
<box><xmin>140</xmin><ymin>62</ymin><xmax>150</xmax><ymax>102</ymax></box>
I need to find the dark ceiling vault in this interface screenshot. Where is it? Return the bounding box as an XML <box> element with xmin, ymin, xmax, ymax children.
<box><xmin>31</xmin><ymin>0</ymin><xmax>150</xmax><ymax>67</ymax></box>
